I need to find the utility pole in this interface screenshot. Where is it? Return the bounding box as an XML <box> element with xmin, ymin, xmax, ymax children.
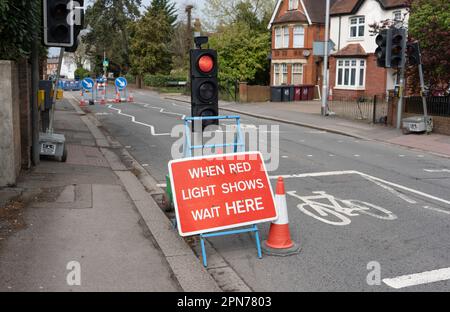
<box><xmin>396</xmin><ymin>28</ymin><xmax>408</xmax><ymax>129</ymax></box>
<box><xmin>30</xmin><ymin>0</ymin><xmax>40</xmax><ymax>166</ymax></box>
<box><xmin>186</xmin><ymin>5</ymin><xmax>194</xmax><ymax>51</ymax></box>
<box><xmin>321</xmin><ymin>0</ymin><xmax>330</xmax><ymax>116</ymax></box>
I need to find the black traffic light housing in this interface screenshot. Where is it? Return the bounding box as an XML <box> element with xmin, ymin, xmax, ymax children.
<box><xmin>190</xmin><ymin>47</ymin><xmax>219</xmax><ymax>130</ymax></box>
<box><xmin>406</xmin><ymin>41</ymin><xmax>421</xmax><ymax>66</ymax></box>
<box><xmin>43</xmin><ymin>0</ymin><xmax>75</xmax><ymax>47</ymax></box>
<box><xmin>375</xmin><ymin>29</ymin><xmax>390</xmax><ymax>68</ymax></box>
<box><xmin>389</xmin><ymin>28</ymin><xmax>406</xmax><ymax>68</ymax></box>
<box><xmin>65</xmin><ymin>0</ymin><xmax>84</xmax><ymax>52</ymax></box>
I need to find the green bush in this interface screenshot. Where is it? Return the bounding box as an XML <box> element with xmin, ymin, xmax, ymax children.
<box><xmin>74</xmin><ymin>68</ymin><xmax>90</xmax><ymax>79</ymax></box>
<box><xmin>124</xmin><ymin>73</ymin><xmax>136</xmax><ymax>84</ymax></box>
<box><xmin>143</xmin><ymin>74</ymin><xmax>187</xmax><ymax>87</ymax></box>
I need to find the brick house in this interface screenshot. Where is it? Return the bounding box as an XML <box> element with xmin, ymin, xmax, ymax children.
<box><xmin>268</xmin><ymin>0</ymin><xmax>336</xmax><ymax>88</ymax></box>
<box><xmin>329</xmin><ymin>0</ymin><xmax>408</xmax><ymax>99</ymax></box>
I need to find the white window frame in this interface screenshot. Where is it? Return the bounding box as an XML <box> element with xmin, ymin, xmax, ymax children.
<box><xmin>293</xmin><ymin>25</ymin><xmax>305</xmax><ymax>48</ymax></box>
<box><xmin>273</xmin><ymin>64</ymin><xmax>280</xmax><ymax>86</ymax></box>
<box><xmin>335</xmin><ymin>58</ymin><xmax>366</xmax><ymax>90</ymax></box>
<box><xmin>283</xmin><ymin>27</ymin><xmax>290</xmax><ymax>48</ymax></box>
<box><xmin>289</xmin><ymin>0</ymin><xmax>299</xmax><ymax>10</ymax></box>
<box><xmin>292</xmin><ymin>63</ymin><xmax>303</xmax><ymax>85</ymax></box>
<box><xmin>349</xmin><ymin>16</ymin><xmax>365</xmax><ymax>39</ymax></box>
<box><xmin>393</xmin><ymin>10</ymin><xmax>402</xmax><ymax>21</ymax></box>
<box><xmin>275</xmin><ymin>27</ymin><xmax>282</xmax><ymax>49</ymax></box>
<box><xmin>274</xmin><ymin>26</ymin><xmax>290</xmax><ymax>49</ymax></box>
<box><xmin>281</xmin><ymin>64</ymin><xmax>288</xmax><ymax>85</ymax></box>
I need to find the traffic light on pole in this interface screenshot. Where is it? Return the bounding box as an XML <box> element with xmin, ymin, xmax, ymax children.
<box><xmin>190</xmin><ymin>47</ymin><xmax>219</xmax><ymax>130</ymax></box>
<box><xmin>406</xmin><ymin>41</ymin><xmax>421</xmax><ymax>66</ymax></box>
<box><xmin>65</xmin><ymin>0</ymin><xmax>84</xmax><ymax>53</ymax></box>
<box><xmin>389</xmin><ymin>28</ymin><xmax>406</xmax><ymax>68</ymax></box>
<box><xmin>375</xmin><ymin>29</ymin><xmax>390</xmax><ymax>68</ymax></box>
<box><xmin>43</xmin><ymin>0</ymin><xmax>75</xmax><ymax>47</ymax></box>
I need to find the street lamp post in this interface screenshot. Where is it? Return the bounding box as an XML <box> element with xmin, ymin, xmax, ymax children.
<box><xmin>322</xmin><ymin>0</ymin><xmax>330</xmax><ymax>116</ymax></box>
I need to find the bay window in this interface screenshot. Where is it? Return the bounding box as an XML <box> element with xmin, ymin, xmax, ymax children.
<box><xmin>293</xmin><ymin>26</ymin><xmax>305</xmax><ymax>48</ymax></box>
<box><xmin>336</xmin><ymin>59</ymin><xmax>366</xmax><ymax>89</ymax></box>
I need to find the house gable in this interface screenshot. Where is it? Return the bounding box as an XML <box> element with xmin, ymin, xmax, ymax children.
<box><xmin>330</xmin><ymin>0</ymin><xmax>407</xmax><ymax>16</ymax></box>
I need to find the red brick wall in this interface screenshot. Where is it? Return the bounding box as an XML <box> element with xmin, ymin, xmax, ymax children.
<box><xmin>329</xmin><ymin>54</ymin><xmax>387</xmax><ymax>99</ymax></box>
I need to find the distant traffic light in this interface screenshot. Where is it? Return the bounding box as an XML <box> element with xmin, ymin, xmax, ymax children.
<box><xmin>406</xmin><ymin>41</ymin><xmax>421</xmax><ymax>66</ymax></box>
<box><xmin>389</xmin><ymin>28</ymin><xmax>406</xmax><ymax>68</ymax></box>
<box><xmin>375</xmin><ymin>29</ymin><xmax>390</xmax><ymax>68</ymax></box>
<box><xmin>190</xmin><ymin>47</ymin><xmax>219</xmax><ymax>130</ymax></box>
<box><xmin>43</xmin><ymin>0</ymin><xmax>75</xmax><ymax>47</ymax></box>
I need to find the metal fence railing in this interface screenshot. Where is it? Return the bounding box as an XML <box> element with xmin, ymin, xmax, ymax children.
<box><xmin>405</xmin><ymin>96</ymin><xmax>450</xmax><ymax>117</ymax></box>
<box><xmin>328</xmin><ymin>95</ymin><xmax>388</xmax><ymax>124</ymax></box>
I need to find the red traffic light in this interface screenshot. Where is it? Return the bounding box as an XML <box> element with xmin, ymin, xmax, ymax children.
<box><xmin>198</xmin><ymin>55</ymin><xmax>214</xmax><ymax>73</ymax></box>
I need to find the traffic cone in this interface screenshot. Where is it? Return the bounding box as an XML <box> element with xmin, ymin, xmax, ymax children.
<box><xmin>80</xmin><ymin>99</ymin><xmax>86</xmax><ymax>107</ymax></box>
<box><xmin>262</xmin><ymin>177</ymin><xmax>301</xmax><ymax>256</ymax></box>
<box><xmin>127</xmin><ymin>91</ymin><xmax>134</xmax><ymax>103</ymax></box>
<box><xmin>100</xmin><ymin>97</ymin><xmax>106</xmax><ymax>105</ymax></box>
<box><xmin>114</xmin><ymin>91</ymin><xmax>121</xmax><ymax>103</ymax></box>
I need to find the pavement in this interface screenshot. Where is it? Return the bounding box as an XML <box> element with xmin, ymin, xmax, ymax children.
<box><xmin>61</xmin><ymin>87</ymin><xmax>450</xmax><ymax>292</ymax></box>
<box><xmin>165</xmin><ymin>94</ymin><xmax>450</xmax><ymax>158</ymax></box>
<box><xmin>0</xmin><ymin>98</ymin><xmax>220</xmax><ymax>292</ymax></box>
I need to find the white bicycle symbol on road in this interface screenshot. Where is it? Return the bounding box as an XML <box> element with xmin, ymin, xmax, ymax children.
<box><xmin>287</xmin><ymin>191</ymin><xmax>398</xmax><ymax>226</ymax></box>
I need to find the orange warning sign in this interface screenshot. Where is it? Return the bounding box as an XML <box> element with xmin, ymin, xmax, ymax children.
<box><xmin>169</xmin><ymin>152</ymin><xmax>278</xmax><ymax>237</ymax></box>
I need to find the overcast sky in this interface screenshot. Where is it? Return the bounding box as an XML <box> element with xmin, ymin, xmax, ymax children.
<box><xmin>49</xmin><ymin>0</ymin><xmax>206</xmax><ymax>56</ymax></box>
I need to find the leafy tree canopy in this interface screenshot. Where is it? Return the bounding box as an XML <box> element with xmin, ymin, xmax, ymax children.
<box><xmin>408</xmin><ymin>0</ymin><xmax>450</xmax><ymax>93</ymax></box>
<box><xmin>84</xmin><ymin>0</ymin><xmax>141</xmax><ymax>73</ymax></box>
<box><xmin>0</xmin><ymin>0</ymin><xmax>41</xmax><ymax>60</ymax></box>
<box><xmin>128</xmin><ymin>9</ymin><xmax>174</xmax><ymax>77</ymax></box>
<box><xmin>147</xmin><ymin>0</ymin><xmax>177</xmax><ymax>26</ymax></box>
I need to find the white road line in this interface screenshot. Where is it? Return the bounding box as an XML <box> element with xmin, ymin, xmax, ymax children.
<box><xmin>424</xmin><ymin>169</ymin><xmax>450</xmax><ymax>173</ymax></box>
<box><xmin>136</xmin><ymin>102</ymin><xmax>186</xmax><ymax>119</ymax></box>
<box><xmin>271</xmin><ymin>170</ymin><xmax>450</xmax><ymax>208</ymax></box>
<box><xmin>383</xmin><ymin>267</ymin><xmax>450</xmax><ymax>289</ymax></box>
<box><xmin>422</xmin><ymin>206</ymin><xmax>450</xmax><ymax>215</ymax></box>
<box><xmin>107</xmin><ymin>105</ymin><xmax>170</xmax><ymax>136</ymax></box>
<box><xmin>361</xmin><ymin>175</ymin><xmax>417</xmax><ymax>204</ymax></box>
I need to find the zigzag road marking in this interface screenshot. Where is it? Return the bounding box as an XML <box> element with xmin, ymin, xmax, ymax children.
<box><xmin>136</xmin><ymin>102</ymin><xmax>186</xmax><ymax>120</ymax></box>
<box><xmin>107</xmin><ymin>105</ymin><xmax>170</xmax><ymax>137</ymax></box>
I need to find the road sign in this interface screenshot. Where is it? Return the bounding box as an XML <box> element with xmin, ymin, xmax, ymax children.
<box><xmin>81</xmin><ymin>78</ymin><xmax>94</xmax><ymax>91</ymax></box>
<box><xmin>169</xmin><ymin>152</ymin><xmax>278</xmax><ymax>237</ymax></box>
<box><xmin>103</xmin><ymin>59</ymin><xmax>109</xmax><ymax>68</ymax></box>
<box><xmin>115</xmin><ymin>77</ymin><xmax>128</xmax><ymax>91</ymax></box>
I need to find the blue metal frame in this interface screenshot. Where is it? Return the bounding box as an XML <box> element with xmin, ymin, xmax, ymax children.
<box><xmin>181</xmin><ymin>116</ymin><xmax>263</xmax><ymax>267</ymax></box>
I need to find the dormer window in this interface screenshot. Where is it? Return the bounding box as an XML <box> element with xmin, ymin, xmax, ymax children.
<box><xmin>349</xmin><ymin>16</ymin><xmax>365</xmax><ymax>38</ymax></box>
<box><xmin>289</xmin><ymin>0</ymin><xmax>299</xmax><ymax>10</ymax></box>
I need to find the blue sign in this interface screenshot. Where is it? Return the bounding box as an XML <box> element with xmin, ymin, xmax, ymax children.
<box><xmin>82</xmin><ymin>78</ymin><xmax>95</xmax><ymax>91</ymax></box>
<box><xmin>115</xmin><ymin>77</ymin><xmax>128</xmax><ymax>91</ymax></box>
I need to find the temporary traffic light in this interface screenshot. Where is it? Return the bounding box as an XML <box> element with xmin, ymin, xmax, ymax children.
<box><xmin>43</xmin><ymin>0</ymin><xmax>74</xmax><ymax>47</ymax></box>
<box><xmin>406</xmin><ymin>42</ymin><xmax>421</xmax><ymax>66</ymax></box>
<box><xmin>389</xmin><ymin>28</ymin><xmax>406</xmax><ymax>68</ymax></box>
<box><xmin>65</xmin><ymin>0</ymin><xmax>84</xmax><ymax>52</ymax></box>
<box><xmin>190</xmin><ymin>48</ymin><xmax>219</xmax><ymax>130</ymax></box>
<box><xmin>375</xmin><ymin>29</ymin><xmax>390</xmax><ymax>68</ymax></box>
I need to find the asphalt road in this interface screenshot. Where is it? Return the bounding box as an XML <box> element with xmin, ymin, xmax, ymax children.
<box><xmin>71</xmin><ymin>88</ymin><xmax>450</xmax><ymax>292</ymax></box>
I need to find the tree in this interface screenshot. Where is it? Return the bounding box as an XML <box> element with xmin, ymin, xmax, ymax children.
<box><xmin>128</xmin><ymin>10</ymin><xmax>174</xmax><ymax>85</ymax></box>
<box><xmin>209</xmin><ymin>22</ymin><xmax>271</xmax><ymax>85</ymax></box>
<box><xmin>408</xmin><ymin>0</ymin><xmax>450</xmax><ymax>94</ymax></box>
<box><xmin>204</xmin><ymin>0</ymin><xmax>276</xmax><ymax>30</ymax></box>
<box><xmin>84</xmin><ymin>0</ymin><xmax>141</xmax><ymax>74</ymax></box>
<box><xmin>0</xmin><ymin>0</ymin><xmax>41</xmax><ymax>60</ymax></box>
<box><xmin>147</xmin><ymin>0</ymin><xmax>178</xmax><ymax>26</ymax></box>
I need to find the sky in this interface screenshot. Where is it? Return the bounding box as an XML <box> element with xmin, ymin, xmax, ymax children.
<box><xmin>49</xmin><ymin>0</ymin><xmax>206</xmax><ymax>56</ymax></box>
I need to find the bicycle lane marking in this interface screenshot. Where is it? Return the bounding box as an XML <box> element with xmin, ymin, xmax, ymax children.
<box><xmin>270</xmin><ymin>170</ymin><xmax>450</xmax><ymax>211</ymax></box>
<box><xmin>383</xmin><ymin>267</ymin><xmax>450</xmax><ymax>289</ymax></box>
